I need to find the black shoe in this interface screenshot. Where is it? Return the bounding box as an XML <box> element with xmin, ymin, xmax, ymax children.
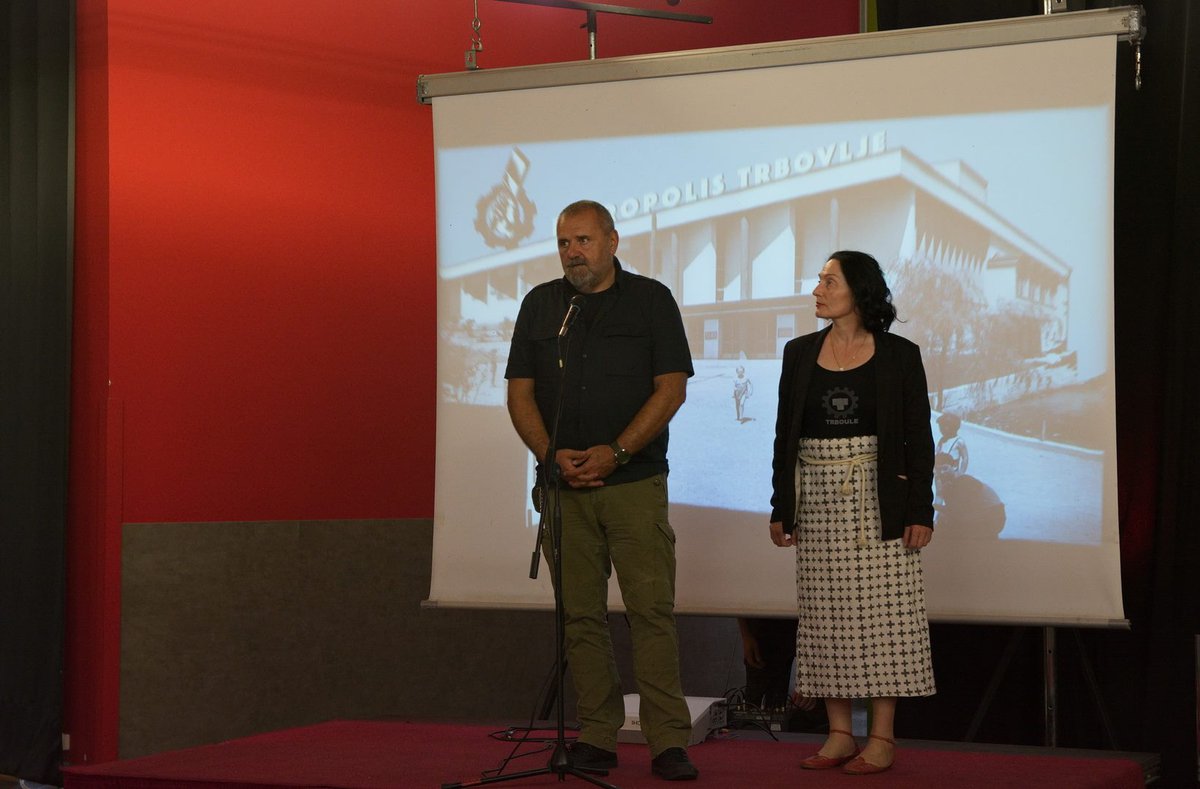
<box><xmin>651</xmin><ymin>747</ymin><xmax>698</xmax><ymax>781</ymax></box>
<box><xmin>568</xmin><ymin>741</ymin><xmax>618</xmax><ymax>772</ymax></box>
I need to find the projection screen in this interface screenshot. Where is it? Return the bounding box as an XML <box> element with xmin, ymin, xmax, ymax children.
<box><xmin>423</xmin><ymin>9</ymin><xmax>1139</xmax><ymax>627</ymax></box>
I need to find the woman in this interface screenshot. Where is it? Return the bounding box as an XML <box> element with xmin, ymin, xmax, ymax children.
<box><xmin>769</xmin><ymin>250</ymin><xmax>936</xmax><ymax>775</ymax></box>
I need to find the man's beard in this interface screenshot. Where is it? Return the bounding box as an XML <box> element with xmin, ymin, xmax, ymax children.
<box><xmin>564</xmin><ymin>262</ymin><xmax>599</xmax><ymax>292</ymax></box>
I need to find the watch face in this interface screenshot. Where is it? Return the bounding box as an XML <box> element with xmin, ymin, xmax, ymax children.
<box><xmin>612</xmin><ymin>443</ymin><xmax>630</xmax><ymax>465</ymax></box>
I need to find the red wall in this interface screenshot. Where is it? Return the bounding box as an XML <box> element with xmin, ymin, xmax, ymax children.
<box><xmin>68</xmin><ymin>0</ymin><xmax>858</xmax><ymax>763</ymax></box>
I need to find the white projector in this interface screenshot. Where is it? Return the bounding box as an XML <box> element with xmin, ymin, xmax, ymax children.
<box><xmin>617</xmin><ymin>694</ymin><xmax>727</xmax><ymax>746</ymax></box>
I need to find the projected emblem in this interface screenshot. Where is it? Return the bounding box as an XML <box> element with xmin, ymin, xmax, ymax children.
<box><xmin>475</xmin><ymin>148</ymin><xmax>536</xmax><ymax>250</ymax></box>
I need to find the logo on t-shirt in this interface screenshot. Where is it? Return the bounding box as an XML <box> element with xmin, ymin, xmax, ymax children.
<box><xmin>822</xmin><ymin>386</ymin><xmax>860</xmax><ymax>426</ymax></box>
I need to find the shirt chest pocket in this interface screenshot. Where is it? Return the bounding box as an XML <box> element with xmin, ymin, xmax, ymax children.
<box><xmin>595</xmin><ymin>323</ymin><xmax>653</xmax><ymax>378</ymax></box>
<box><xmin>530</xmin><ymin>326</ymin><xmax>563</xmax><ymax>381</ymax></box>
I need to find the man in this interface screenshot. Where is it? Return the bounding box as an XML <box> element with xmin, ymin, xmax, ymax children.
<box><xmin>505</xmin><ymin>200</ymin><xmax>698</xmax><ymax>781</ymax></box>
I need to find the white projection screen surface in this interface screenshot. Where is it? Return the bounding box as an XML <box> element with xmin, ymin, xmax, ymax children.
<box><xmin>428</xmin><ymin>30</ymin><xmax>1126</xmax><ymax>626</ymax></box>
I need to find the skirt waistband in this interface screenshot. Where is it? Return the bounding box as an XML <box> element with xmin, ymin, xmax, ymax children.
<box><xmin>797</xmin><ymin>451</ymin><xmax>878</xmax><ymax>547</ymax></box>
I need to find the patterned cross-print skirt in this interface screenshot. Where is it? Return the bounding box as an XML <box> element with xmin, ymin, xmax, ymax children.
<box><xmin>793</xmin><ymin>434</ymin><xmax>936</xmax><ymax>699</ymax></box>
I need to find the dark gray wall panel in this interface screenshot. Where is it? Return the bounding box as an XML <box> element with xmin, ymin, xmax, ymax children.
<box><xmin>120</xmin><ymin>519</ymin><xmax>744</xmax><ymax>758</ymax></box>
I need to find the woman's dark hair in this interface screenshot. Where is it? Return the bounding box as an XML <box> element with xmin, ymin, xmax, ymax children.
<box><xmin>828</xmin><ymin>250</ymin><xmax>897</xmax><ymax>332</ymax></box>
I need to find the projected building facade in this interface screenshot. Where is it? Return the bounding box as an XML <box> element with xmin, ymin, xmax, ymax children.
<box><xmin>445</xmin><ymin>145</ymin><xmax>1072</xmax><ymax>409</ymax></box>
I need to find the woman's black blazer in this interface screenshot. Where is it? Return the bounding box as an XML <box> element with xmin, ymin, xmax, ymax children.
<box><xmin>770</xmin><ymin>325</ymin><xmax>935</xmax><ymax>540</ymax></box>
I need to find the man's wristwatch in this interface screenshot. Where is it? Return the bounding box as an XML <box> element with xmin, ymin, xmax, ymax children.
<box><xmin>610</xmin><ymin>441</ymin><xmax>631</xmax><ymax>466</ymax></box>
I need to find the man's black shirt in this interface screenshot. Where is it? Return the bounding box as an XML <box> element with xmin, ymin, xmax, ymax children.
<box><xmin>505</xmin><ymin>259</ymin><xmax>694</xmax><ymax>486</ymax></box>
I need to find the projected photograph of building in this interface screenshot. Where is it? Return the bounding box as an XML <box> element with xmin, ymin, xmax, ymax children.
<box><xmin>438</xmin><ymin>130</ymin><xmax>1110</xmax><ymax>546</ymax></box>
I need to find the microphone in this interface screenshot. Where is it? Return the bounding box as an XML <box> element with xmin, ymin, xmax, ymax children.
<box><xmin>558</xmin><ymin>295</ymin><xmax>583</xmax><ymax>338</ymax></box>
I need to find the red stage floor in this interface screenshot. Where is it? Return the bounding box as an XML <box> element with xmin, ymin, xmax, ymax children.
<box><xmin>61</xmin><ymin>720</ymin><xmax>1151</xmax><ymax>788</ymax></box>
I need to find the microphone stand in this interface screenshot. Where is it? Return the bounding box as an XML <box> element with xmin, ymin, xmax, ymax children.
<box><xmin>443</xmin><ymin>297</ymin><xmax>617</xmax><ymax>789</ymax></box>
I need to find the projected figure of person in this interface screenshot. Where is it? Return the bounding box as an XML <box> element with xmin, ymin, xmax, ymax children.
<box><xmin>933</xmin><ymin>411</ymin><xmax>969</xmax><ymax>509</ymax></box>
<box><xmin>505</xmin><ymin>200</ymin><xmax>699</xmax><ymax>781</ymax></box>
<box><xmin>733</xmin><ymin>365</ymin><xmax>754</xmax><ymax>423</ymax></box>
<box><xmin>768</xmin><ymin>250</ymin><xmax>936</xmax><ymax>776</ymax></box>
<box><xmin>933</xmin><ymin>412</ymin><xmax>1006</xmax><ymax>539</ymax></box>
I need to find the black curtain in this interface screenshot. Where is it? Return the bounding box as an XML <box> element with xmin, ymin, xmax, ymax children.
<box><xmin>1122</xmin><ymin>1</ymin><xmax>1200</xmax><ymax>783</ymax></box>
<box><xmin>0</xmin><ymin>0</ymin><xmax>73</xmax><ymax>784</ymax></box>
<box><xmin>876</xmin><ymin>1</ymin><xmax>1200</xmax><ymax>785</ymax></box>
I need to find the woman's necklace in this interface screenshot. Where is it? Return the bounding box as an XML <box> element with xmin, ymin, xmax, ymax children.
<box><xmin>829</xmin><ymin>332</ymin><xmax>868</xmax><ymax>371</ymax></box>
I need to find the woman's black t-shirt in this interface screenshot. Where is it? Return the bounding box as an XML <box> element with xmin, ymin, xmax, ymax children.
<box><xmin>800</xmin><ymin>357</ymin><xmax>878</xmax><ymax>439</ymax></box>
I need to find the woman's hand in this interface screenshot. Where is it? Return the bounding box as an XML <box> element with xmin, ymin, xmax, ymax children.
<box><xmin>903</xmin><ymin>523</ymin><xmax>933</xmax><ymax>550</ymax></box>
<box><xmin>770</xmin><ymin>521</ymin><xmax>796</xmax><ymax>547</ymax></box>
